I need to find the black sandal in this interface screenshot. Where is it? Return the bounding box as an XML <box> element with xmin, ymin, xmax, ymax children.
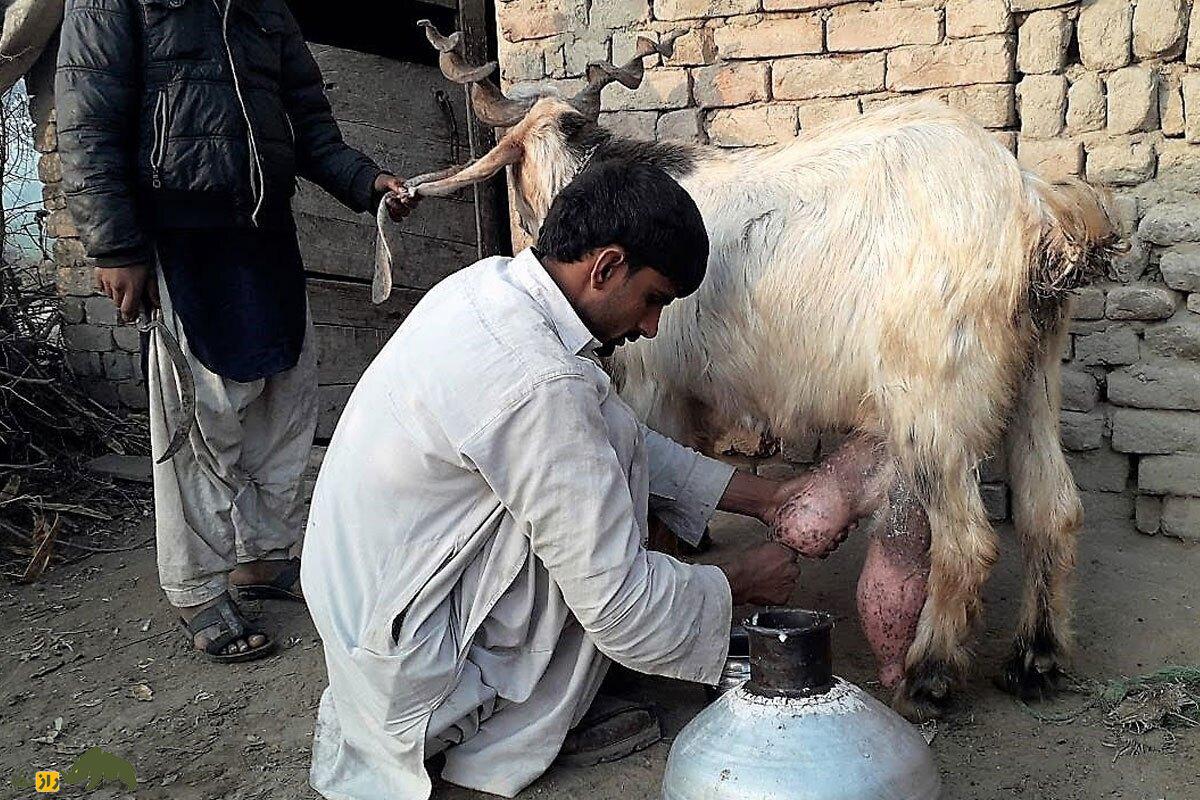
<box><xmin>178</xmin><ymin>592</ymin><xmax>276</xmax><ymax>663</ymax></box>
<box><xmin>556</xmin><ymin>695</ymin><xmax>662</xmax><ymax>767</ymax></box>
<box><xmin>234</xmin><ymin>557</ymin><xmax>304</xmax><ymax>603</ymax></box>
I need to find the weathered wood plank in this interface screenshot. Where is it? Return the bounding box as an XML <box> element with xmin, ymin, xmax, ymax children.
<box><xmin>306</xmin><ymin>277</ymin><xmax>422</xmax><ymax>331</ymax></box>
<box><xmin>336</xmin><ymin>117</ymin><xmax>468</xmax><ymax>173</ymax></box>
<box><xmin>293</xmin><ymin>121</ymin><xmax>477</xmax><ymax>234</ymax></box>
<box><xmin>293</xmin><ymin>184</ymin><xmax>474</xmax><ymax>244</ymax></box>
<box><xmin>299</xmin><ymin>40</ymin><xmax>487</xmax><ymax>433</ymax></box>
<box><xmin>314</xmin><ymin>323</ymin><xmax>383</xmax><ymax>385</ymax></box>
<box><xmin>316</xmin><ymin>384</ymin><xmax>354</xmax><ymax>440</ymax></box>
<box><xmin>297</xmin><ymin>119</ymin><xmax>474</xmax><ymax>200</ymax></box>
<box><xmin>458</xmin><ymin>0</ymin><xmax>509</xmax><ymax>259</ymax></box>
<box><xmin>310</xmin><ymin>44</ymin><xmax>469</xmax><ymax>139</ymax></box>
<box><xmin>298</xmin><ymin>43</ymin><xmax>477</xmax><ymax>230</ymax></box>
<box><xmin>296</xmin><ymin>210</ymin><xmax>476</xmax><ymax>289</ymax></box>
<box><xmin>333</xmin><ymin>116</ymin><xmax>467</xmax><ymax>166</ymax></box>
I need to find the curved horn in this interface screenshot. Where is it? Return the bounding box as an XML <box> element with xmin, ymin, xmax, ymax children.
<box><xmin>568</xmin><ymin>31</ymin><xmax>687</xmax><ymax>120</ymax></box>
<box><xmin>418</xmin><ymin>18</ymin><xmax>459</xmax><ymax>52</ymax></box>
<box><xmin>418</xmin><ymin>19</ymin><xmax>498</xmax><ymax>84</ymax></box>
<box><xmin>420</xmin><ymin>19</ymin><xmax>531</xmax><ymax>128</ymax></box>
<box><xmin>470</xmin><ymin>81</ymin><xmax>534</xmax><ymax>128</ymax></box>
<box><xmin>657</xmin><ymin>29</ymin><xmax>687</xmax><ymax>60</ymax></box>
<box><xmin>440</xmin><ymin>51</ymin><xmax>499</xmax><ymax>84</ymax></box>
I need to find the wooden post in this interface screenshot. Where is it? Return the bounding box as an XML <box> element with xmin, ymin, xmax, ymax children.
<box><xmin>457</xmin><ymin>0</ymin><xmax>510</xmax><ymax>258</ymax></box>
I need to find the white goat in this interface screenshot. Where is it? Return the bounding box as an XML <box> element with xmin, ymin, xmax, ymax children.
<box><xmin>383</xmin><ymin>23</ymin><xmax>1118</xmax><ymax>720</ymax></box>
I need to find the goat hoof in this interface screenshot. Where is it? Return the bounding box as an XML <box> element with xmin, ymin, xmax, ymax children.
<box><xmin>894</xmin><ymin>660</ymin><xmax>957</xmax><ymax>722</ymax></box>
<box><xmin>996</xmin><ymin>641</ymin><xmax>1064</xmax><ymax>702</ymax></box>
<box><xmin>891</xmin><ymin>680</ymin><xmax>947</xmax><ymax>723</ymax></box>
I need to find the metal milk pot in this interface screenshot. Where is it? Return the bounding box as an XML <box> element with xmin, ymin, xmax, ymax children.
<box><xmin>662</xmin><ymin>609</ymin><xmax>941</xmax><ymax>800</ymax></box>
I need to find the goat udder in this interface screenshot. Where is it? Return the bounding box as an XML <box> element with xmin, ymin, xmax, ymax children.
<box><xmin>771</xmin><ymin>436</ymin><xmax>891</xmax><ymax>558</ymax></box>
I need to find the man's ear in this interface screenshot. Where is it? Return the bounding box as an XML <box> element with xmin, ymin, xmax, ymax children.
<box><xmin>589</xmin><ymin>246</ymin><xmax>628</xmax><ymax>289</ymax></box>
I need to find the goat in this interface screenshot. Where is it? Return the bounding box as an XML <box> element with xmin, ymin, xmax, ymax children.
<box><xmin>379</xmin><ymin>22</ymin><xmax>1119</xmax><ymax>721</ymax></box>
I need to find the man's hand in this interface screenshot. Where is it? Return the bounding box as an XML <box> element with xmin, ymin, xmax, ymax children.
<box><xmin>719</xmin><ymin>542</ymin><xmax>800</xmax><ymax>606</ymax></box>
<box><xmin>768</xmin><ymin>437</ymin><xmax>891</xmax><ymax>559</ymax></box>
<box><xmin>96</xmin><ymin>264</ymin><xmax>159</xmax><ymax>323</ymax></box>
<box><xmin>768</xmin><ymin>473</ymin><xmax>854</xmax><ymax>560</ymax></box>
<box><xmin>375</xmin><ymin>173</ymin><xmax>421</xmax><ymax>222</ymax></box>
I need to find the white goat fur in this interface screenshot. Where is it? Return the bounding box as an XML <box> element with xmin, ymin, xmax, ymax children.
<box><xmin>416</xmin><ymin>94</ymin><xmax>1115</xmax><ymax>714</ymax></box>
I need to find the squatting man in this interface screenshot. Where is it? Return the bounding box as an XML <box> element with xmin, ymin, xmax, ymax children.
<box><xmin>303</xmin><ymin>161</ymin><xmax>883</xmax><ymax>798</ymax></box>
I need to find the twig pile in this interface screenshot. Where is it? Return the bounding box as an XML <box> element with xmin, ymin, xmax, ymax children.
<box><xmin>0</xmin><ymin>255</ymin><xmax>152</xmax><ymax>581</ymax></box>
<box><xmin>0</xmin><ymin>82</ymin><xmax>152</xmax><ymax>580</ymax></box>
<box><xmin>1099</xmin><ymin>667</ymin><xmax>1200</xmax><ymax>760</ymax></box>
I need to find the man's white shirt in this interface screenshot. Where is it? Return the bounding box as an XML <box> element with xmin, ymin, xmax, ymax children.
<box><xmin>302</xmin><ymin>248</ymin><xmax>734</xmax><ymax>799</ymax></box>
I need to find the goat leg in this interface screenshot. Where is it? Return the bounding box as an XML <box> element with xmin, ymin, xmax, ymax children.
<box><xmin>856</xmin><ymin>481</ymin><xmax>931</xmax><ymax>689</ymax></box>
<box><xmin>770</xmin><ymin>435</ymin><xmax>893</xmax><ymax>559</ymax></box>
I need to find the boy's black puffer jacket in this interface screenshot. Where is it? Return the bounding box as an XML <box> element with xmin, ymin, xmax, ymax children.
<box><xmin>55</xmin><ymin>0</ymin><xmax>382</xmax><ymax>264</ymax></box>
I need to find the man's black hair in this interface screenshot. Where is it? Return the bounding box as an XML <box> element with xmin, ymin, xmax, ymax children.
<box><xmin>535</xmin><ymin>159</ymin><xmax>709</xmax><ymax>297</ymax></box>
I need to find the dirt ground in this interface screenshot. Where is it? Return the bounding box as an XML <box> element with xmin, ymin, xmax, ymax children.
<box><xmin>2</xmin><ymin>490</ymin><xmax>1198</xmax><ymax>800</ymax></box>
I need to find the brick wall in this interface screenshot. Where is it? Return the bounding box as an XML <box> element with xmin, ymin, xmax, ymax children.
<box><xmin>495</xmin><ymin>0</ymin><xmax>1200</xmax><ymax>539</ymax></box>
<box><xmin>31</xmin><ymin>63</ymin><xmax>149</xmax><ymax>411</ymax></box>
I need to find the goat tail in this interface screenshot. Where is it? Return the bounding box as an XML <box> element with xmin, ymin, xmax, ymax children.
<box><xmin>1026</xmin><ymin>178</ymin><xmax>1124</xmax><ymax>313</ymax></box>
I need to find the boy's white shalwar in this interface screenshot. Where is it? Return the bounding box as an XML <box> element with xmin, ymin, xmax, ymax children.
<box><xmin>303</xmin><ymin>249</ymin><xmax>735</xmax><ymax>799</ymax></box>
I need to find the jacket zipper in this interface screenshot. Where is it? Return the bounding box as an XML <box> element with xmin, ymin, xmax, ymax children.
<box><xmin>213</xmin><ymin>0</ymin><xmax>265</xmax><ymax>226</ymax></box>
<box><xmin>150</xmin><ymin>88</ymin><xmax>169</xmax><ymax>189</ymax></box>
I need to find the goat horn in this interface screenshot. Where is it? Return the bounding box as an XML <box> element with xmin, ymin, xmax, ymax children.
<box><xmin>469</xmin><ymin>80</ymin><xmax>535</xmax><ymax>128</ymax></box>
<box><xmin>441</xmin><ymin>51</ymin><xmax>499</xmax><ymax>84</ymax></box>
<box><xmin>418</xmin><ymin>19</ymin><xmax>498</xmax><ymax>84</ymax></box>
<box><xmin>418</xmin><ymin>19</ymin><xmax>459</xmax><ymax>52</ymax></box>
<box><xmin>569</xmin><ymin>31</ymin><xmax>686</xmax><ymax>120</ymax></box>
<box><xmin>657</xmin><ymin>29</ymin><xmax>687</xmax><ymax>59</ymax></box>
<box><xmin>419</xmin><ymin>19</ymin><xmax>530</xmax><ymax>128</ymax></box>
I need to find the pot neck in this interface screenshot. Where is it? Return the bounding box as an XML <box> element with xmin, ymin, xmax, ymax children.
<box><xmin>743</xmin><ymin>609</ymin><xmax>834</xmax><ymax>698</ymax></box>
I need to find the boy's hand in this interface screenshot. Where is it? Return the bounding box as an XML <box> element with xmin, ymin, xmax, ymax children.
<box><xmin>96</xmin><ymin>264</ymin><xmax>159</xmax><ymax>322</ymax></box>
<box><xmin>375</xmin><ymin>173</ymin><xmax>421</xmax><ymax>221</ymax></box>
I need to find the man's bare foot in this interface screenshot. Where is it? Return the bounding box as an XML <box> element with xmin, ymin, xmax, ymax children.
<box><xmin>178</xmin><ymin>594</ymin><xmax>270</xmax><ymax>656</ymax></box>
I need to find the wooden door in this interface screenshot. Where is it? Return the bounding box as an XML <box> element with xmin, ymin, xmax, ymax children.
<box><xmin>296</xmin><ymin>44</ymin><xmax>481</xmax><ymax>439</ymax></box>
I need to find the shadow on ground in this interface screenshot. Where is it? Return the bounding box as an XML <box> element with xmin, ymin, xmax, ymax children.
<box><xmin>1</xmin><ymin>492</ymin><xmax>1196</xmax><ymax>799</ymax></box>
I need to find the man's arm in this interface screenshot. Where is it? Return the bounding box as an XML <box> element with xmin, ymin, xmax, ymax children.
<box><xmin>277</xmin><ymin>7</ymin><xmax>383</xmax><ymax>214</ymax></box>
<box><xmin>56</xmin><ymin>0</ymin><xmax>156</xmax><ymax>319</ymax></box>
<box><xmin>461</xmin><ymin>374</ymin><xmax>734</xmax><ymax>685</ymax></box>
<box><xmin>645</xmin><ymin>426</ymin><xmax>870</xmax><ymax>560</ymax></box>
<box><xmin>643</xmin><ymin>429</ymin><xmax>734</xmax><ymax>548</ymax></box>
